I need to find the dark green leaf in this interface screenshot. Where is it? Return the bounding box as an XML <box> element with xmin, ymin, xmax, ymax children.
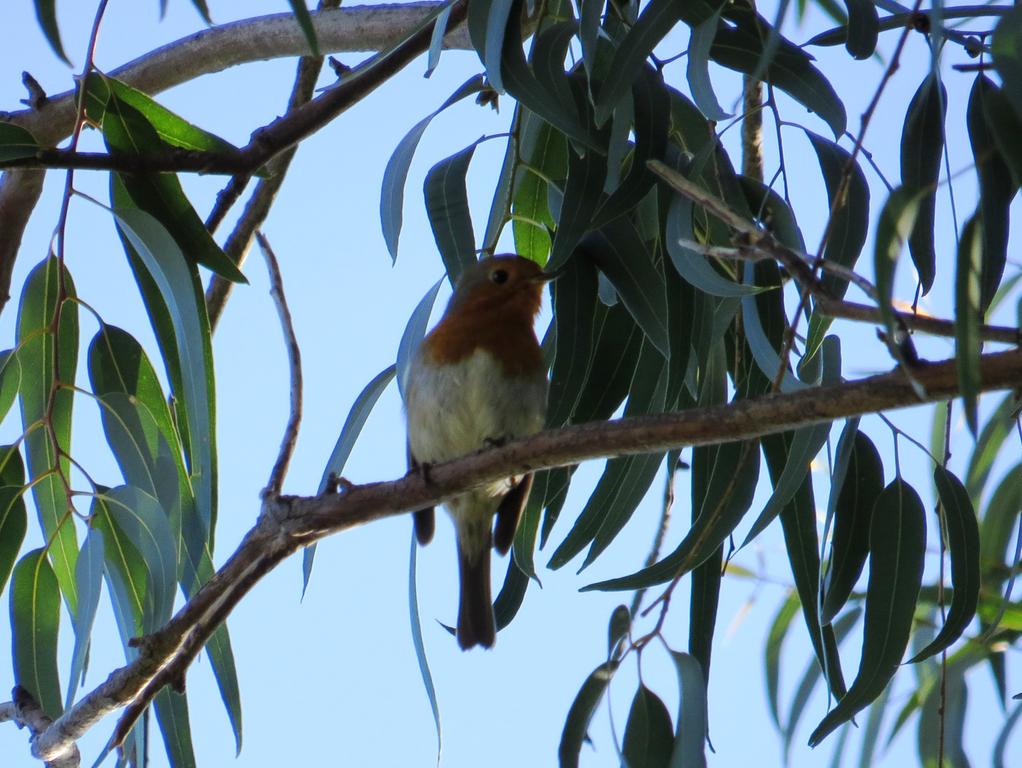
<box><xmin>408</xmin><ymin>532</ymin><xmax>442</xmax><ymax>761</ymax></box>
<box><xmin>559</xmin><ymin>661</ymin><xmax>619</xmax><ymax>768</ymax></box>
<box><xmin>982</xmin><ymin>82</ymin><xmax>1022</xmax><ymax>187</ymax></box>
<box><xmin>917</xmin><ymin>666</ymin><xmax>968</xmax><ymax>768</ymax></box>
<box><xmin>17</xmin><ymin>257</ymin><xmax>78</xmax><ymax>613</ymax></box>
<box><xmin>623</xmin><ymin>684</ymin><xmax>674</xmax><ymax>768</ymax></box>
<box><xmin>511</xmin><ymin>471</ymin><xmax>548</xmax><ymax>583</ymax></box>
<box><xmin>808</xmin><ymin>479</ymin><xmax>927</xmax><ymax>746</ymax></box>
<box><xmin>0</xmin><ymin>350</ymin><xmax>21</xmax><ymax>425</ymax></box>
<box><xmin>804</xmin><ymin>132</ymin><xmax>870</xmax><ymax>357</ymax></box>
<box><xmin>287</xmin><ymin>0</ymin><xmax>319</xmax><ymax>56</ymax></box>
<box><xmin>596</xmin><ymin>0</ymin><xmax>721</xmax><ymax>124</ymax></box>
<box><xmin>579</xmin><ymin>0</ymin><xmax>604</xmax><ymax>76</ymax></box>
<box><xmin>968</xmin><ymin>76</ymin><xmax>1018</xmax><ymax>312</ymax></box>
<box><xmin>667</xmin><ymin>652</ymin><xmax>707</xmax><ymax>768</ymax></box>
<box><xmin>83</xmin><ymin>73</ymin><xmax>238</xmax><ymax>154</ymax></box>
<box><xmin>992</xmin><ymin>6</ymin><xmax>1022</xmax><ymax>117</ymax></box>
<box><xmin>467</xmin><ymin>0</ymin><xmax>516</xmax><ymax>93</ymax></box>
<box><xmin>10</xmin><ymin>548</ymin><xmax>62</xmax><ymax>719</ymax></box>
<box><xmin>425</xmin><ymin>143</ymin><xmax>479</xmax><ymax>284</ymax></box>
<box><xmin>873</xmin><ymin>186</ymin><xmax>921</xmax><ymax>347</ymax></box>
<box><xmin>33</xmin><ymin>0</ymin><xmax>69</xmax><ymax>63</ymax></box>
<box><xmin>842</xmin><ymin>0</ymin><xmax>878</xmax><ymax>58</ymax></box>
<box><xmin>608</xmin><ymin>604</ymin><xmax>631</xmax><ymax>657</ymax></box>
<box><xmin>966</xmin><ymin>393</ymin><xmax>1021</xmax><ymax>502</ymax></box>
<box><xmin>821</xmin><ymin>431</ymin><xmax>883</xmax><ymax>624</ymax></box>
<box><xmin>0</xmin><ymin>484</ymin><xmax>27</xmax><ymax>599</ymax></box>
<box><xmin>571</xmin><ymin>302</ymin><xmax>642</xmax><ymax>423</ymax></box>
<box><xmin>711</xmin><ymin>5</ymin><xmax>846</xmax><ymax>138</ymax></box>
<box><xmin>380</xmin><ymin>75</ymin><xmax>486</xmax><ymax>262</ymax></box>
<box><xmin>909</xmin><ymin>468</ymin><xmax>980</xmax><ymax>662</ymax></box>
<box><xmin>548</xmin><ymin>256</ymin><xmax>599</xmax><ymax>427</ymax></box>
<box><xmin>765</xmin><ymin>591</ymin><xmax>801</xmax><ymax>731</ymax></box>
<box><xmin>0</xmin><ymin>124</ymin><xmax>40</xmax><ymax>162</ymax></box>
<box><xmin>67</xmin><ymin>529</ymin><xmax>104</xmax><ymax>708</ymax></box>
<box><xmin>900</xmin><ymin>73</ymin><xmax>946</xmax><ymax>295</ymax></box>
<box><xmin>494</xmin><ymin>553</ymin><xmax>531</xmax><ymax>629</ymax></box>
<box><xmin>955</xmin><ymin>213</ymin><xmax>983</xmax><ymax>435</ymax></box>
<box><xmin>548</xmin><ymin>150</ymin><xmax>608</xmax><ymax>271</ymax></box>
<box><xmin>584</xmin><ymin>440</ymin><xmax>759</xmax><ymax>591</ymax></box>
<box><xmin>578</xmin><ymin>220</ymin><xmax>670</xmax><ymax>357</ymax></box>
<box><xmin>110</xmin><ymin>194</ymin><xmax>216</xmax><ymax>541</ymax></box>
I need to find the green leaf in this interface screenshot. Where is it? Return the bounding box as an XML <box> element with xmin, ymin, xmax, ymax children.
<box><xmin>17</xmin><ymin>257</ymin><xmax>78</xmax><ymax>614</ymax></box>
<box><xmin>467</xmin><ymin>0</ymin><xmax>517</xmax><ymax>93</ymax></box>
<box><xmin>909</xmin><ymin>468</ymin><xmax>980</xmax><ymax>662</ymax></box>
<box><xmin>10</xmin><ymin>548</ymin><xmax>62</xmax><ymax>719</ymax></box>
<box><xmin>873</xmin><ymin>186</ymin><xmax>921</xmax><ymax>346</ymax></box>
<box><xmin>494</xmin><ymin>554</ymin><xmax>531</xmax><ymax>629</ymax></box>
<box><xmin>578</xmin><ymin>220</ymin><xmax>670</xmax><ymax>358</ymax></box>
<box><xmin>804</xmin><ymin>132</ymin><xmax>870</xmax><ymax>357</ymax></box>
<box><xmin>982</xmin><ymin>82</ymin><xmax>1022</xmax><ymax>188</ymax></box>
<box><xmin>808</xmin><ymin>479</ymin><xmax>927</xmax><ymax>746</ymax></box>
<box><xmin>968</xmin><ymin>76</ymin><xmax>1018</xmax><ymax>313</ymax></box>
<box><xmin>579</xmin><ymin>0</ymin><xmax>604</xmax><ymax>77</ymax></box>
<box><xmin>154</xmin><ymin>688</ymin><xmax>197</xmax><ymax>768</ymax></box>
<box><xmin>0</xmin><ymin>350</ymin><xmax>23</xmax><ymax>427</ymax></box>
<box><xmin>548</xmin><ymin>256</ymin><xmax>599</xmax><ymax>427</ymax></box>
<box><xmin>287</xmin><ymin>0</ymin><xmax>320</xmax><ymax>56</ymax></box>
<box><xmin>110</xmin><ymin>192</ymin><xmax>217</xmax><ymax>543</ymax></box>
<box><xmin>711</xmin><ymin>4</ymin><xmax>846</xmax><ymax>138</ymax></box>
<box><xmin>955</xmin><ymin>213</ymin><xmax>983</xmax><ymax>435</ymax></box>
<box><xmin>765</xmin><ymin>591</ymin><xmax>801</xmax><ymax>731</ymax></box>
<box><xmin>83</xmin><ymin>73</ymin><xmax>239</xmax><ymax>154</ymax></box>
<box><xmin>33</xmin><ymin>0</ymin><xmax>69</xmax><ymax>63</ymax></box>
<box><xmin>687</xmin><ymin>10</ymin><xmax>731</xmax><ymax>121</ymax></box>
<box><xmin>66</xmin><ymin>529</ymin><xmax>103</xmax><ymax>708</ymax></box>
<box><xmin>425</xmin><ymin>144</ymin><xmax>479</xmax><ymax>285</ymax></box>
<box><xmin>548</xmin><ymin>150</ymin><xmax>608</xmax><ymax>271</ymax></box>
<box><xmin>559</xmin><ymin>661</ymin><xmax>619</xmax><ymax>768</ymax></box>
<box><xmin>992</xmin><ymin>6</ymin><xmax>1022</xmax><ymax>117</ymax></box>
<box><xmin>0</xmin><ymin>484</ymin><xmax>28</xmax><ymax>599</ymax></box>
<box><xmin>571</xmin><ymin>302</ymin><xmax>643</xmax><ymax>423</ymax></box>
<box><xmin>917</xmin><ymin>666</ymin><xmax>969</xmax><ymax>768</ymax></box>
<box><xmin>0</xmin><ymin>124</ymin><xmax>40</xmax><ymax>162</ymax></box>
<box><xmin>623</xmin><ymin>684</ymin><xmax>674</xmax><ymax>768</ymax></box>
<box><xmin>549</xmin><ymin>339</ymin><xmax>666</xmax><ymax>569</ymax></box>
<box><xmin>740</xmin><ymin>270</ymin><xmax>804</xmax><ymax>393</ymax></box>
<box><xmin>981</xmin><ymin>465</ymin><xmax>1022</xmax><ymax>591</ymax></box>
<box><xmin>512</xmin><ymin>111</ymin><xmax>568</xmax><ymax>265</ymax></box>
<box><xmin>842</xmin><ymin>0</ymin><xmax>878</xmax><ymax>59</ymax></box>
<box><xmin>608</xmin><ymin>604</ymin><xmax>631</xmax><ymax>657</ymax></box>
<box><xmin>821</xmin><ymin>431</ymin><xmax>884</xmax><ymax>624</ymax></box>
<box><xmin>408</xmin><ymin>531</ymin><xmax>442</xmax><ymax>762</ymax></box>
<box><xmin>595</xmin><ymin>0</ymin><xmax>721</xmax><ymax>124</ymax></box>
<box><xmin>425</xmin><ymin>1</ymin><xmax>455</xmax><ymax>77</ymax></box>
<box><xmin>380</xmin><ymin>75</ymin><xmax>486</xmax><ymax>262</ymax></box>
<box><xmin>583</xmin><ymin>439</ymin><xmax>759</xmax><ymax>591</ymax></box>
<box><xmin>667</xmin><ymin>652</ymin><xmax>708</xmax><ymax>768</ymax></box>
<box><xmin>899</xmin><ymin>73</ymin><xmax>946</xmax><ymax>295</ymax></box>
<box><xmin>101</xmin><ymin>486</ymin><xmax>177</xmax><ymax>632</ymax></box>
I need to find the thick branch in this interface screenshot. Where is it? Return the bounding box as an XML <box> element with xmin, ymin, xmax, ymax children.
<box><xmin>29</xmin><ymin>348</ymin><xmax>1022</xmax><ymax>764</ymax></box>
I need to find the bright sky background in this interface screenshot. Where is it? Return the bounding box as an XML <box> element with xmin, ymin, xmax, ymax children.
<box><xmin>0</xmin><ymin>1</ymin><xmax>1020</xmax><ymax>767</ymax></box>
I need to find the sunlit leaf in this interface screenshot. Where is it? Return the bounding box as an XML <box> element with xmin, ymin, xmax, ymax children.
<box><xmin>17</xmin><ymin>257</ymin><xmax>78</xmax><ymax>613</ymax></box>
<box><xmin>10</xmin><ymin>548</ymin><xmax>62</xmax><ymax>719</ymax></box>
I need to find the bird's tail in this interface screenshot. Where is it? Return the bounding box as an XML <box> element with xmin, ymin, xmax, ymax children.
<box><xmin>457</xmin><ymin>542</ymin><xmax>495</xmax><ymax>650</ymax></box>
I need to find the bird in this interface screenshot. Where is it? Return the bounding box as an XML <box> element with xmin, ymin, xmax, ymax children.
<box><xmin>404</xmin><ymin>254</ymin><xmax>553</xmax><ymax>650</ymax></box>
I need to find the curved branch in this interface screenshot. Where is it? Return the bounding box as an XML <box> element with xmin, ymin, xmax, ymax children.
<box><xmin>28</xmin><ymin>348</ymin><xmax>1022</xmax><ymax>764</ymax></box>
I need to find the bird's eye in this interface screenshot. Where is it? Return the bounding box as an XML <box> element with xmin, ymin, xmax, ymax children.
<box><xmin>490</xmin><ymin>268</ymin><xmax>509</xmax><ymax>284</ymax></box>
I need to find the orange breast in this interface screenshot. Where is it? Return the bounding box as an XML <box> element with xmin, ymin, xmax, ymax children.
<box><xmin>423</xmin><ymin>310</ymin><xmax>543</xmax><ymax>377</ymax></box>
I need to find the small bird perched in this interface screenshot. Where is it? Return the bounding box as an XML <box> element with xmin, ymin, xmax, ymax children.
<box><xmin>405</xmin><ymin>255</ymin><xmax>552</xmax><ymax>650</ymax></box>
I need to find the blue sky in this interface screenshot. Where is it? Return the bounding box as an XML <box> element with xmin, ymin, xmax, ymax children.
<box><xmin>0</xmin><ymin>1</ymin><xmax>1020</xmax><ymax>766</ymax></box>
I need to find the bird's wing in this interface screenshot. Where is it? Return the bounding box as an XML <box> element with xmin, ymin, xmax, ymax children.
<box><xmin>493</xmin><ymin>473</ymin><xmax>533</xmax><ymax>555</ymax></box>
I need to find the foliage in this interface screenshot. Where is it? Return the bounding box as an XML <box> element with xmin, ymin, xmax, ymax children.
<box><xmin>1</xmin><ymin>0</ymin><xmax>1021</xmax><ymax>766</ymax></box>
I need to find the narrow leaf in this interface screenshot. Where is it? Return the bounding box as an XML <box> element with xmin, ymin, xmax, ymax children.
<box><xmin>955</xmin><ymin>213</ymin><xmax>983</xmax><ymax>434</ymax></box>
<box><xmin>667</xmin><ymin>652</ymin><xmax>708</xmax><ymax>768</ymax></box>
<box><xmin>33</xmin><ymin>0</ymin><xmax>69</xmax><ymax>63</ymax></box>
<box><xmin>10</xmin><ymin>548</ymin><xmax>62</xmax><ymax>719</ymax></box>
<box><xmin>67</xmin><ymin>529</ymin><xmax>104</xmax><ymax>708</ymax></box>
<box><xmin>873</xmin><ymin>186</ymin><xmax>921</xmax><ymax>349</ymax></box>
<box><xmin>765</xmin><ymin>591</ymin><xmax>801</xmax><ymax>731</ymax></box>
<box><xmin>287</xmin><ymin>0</ymin><xmax>320</xmax><ymax>56</ymax></box>
<box><xmin>0</xmin><ymin>124</ymin><xmax>40</xmax><ymax>162</ymax></box>
<box><xmin>687</xmin><ymin>11</ymin><xmax>731</xmax><ymax>120</ymax></box>
<box><xmin>559</xmin><ymin>661</ymin><xmax>619</xmax><ymax>768</ymax></box>
<box><xmin>425</xmin><ymin>144</ymin><xmax>479</xmax><ymax>284</ymax></box>
<box><xmin>408</xmin><ymin>531</ymin><xmax>442</xmax><ymax>761</ymax></box>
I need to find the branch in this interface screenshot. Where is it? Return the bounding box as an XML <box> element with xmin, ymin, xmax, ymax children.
<box><xmin>3</xmin><ymin>687</ymin><xmax>81</xmax><ymax>768</ymax></box>
<box><xmin>0</xmin><ymin>2</ymin><xmax>470</xmax><ymax>316</ymax></box>
<box><xmin>27</xmin><ymin>348</ymin><xmax>1022</xmax><ymax>764</ymax></box>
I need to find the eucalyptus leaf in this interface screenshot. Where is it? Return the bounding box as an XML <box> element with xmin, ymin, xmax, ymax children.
<box><xmin>10</xmin><ymin>548</ymin><xmax>62</xmax><ymax>719</ymax></box>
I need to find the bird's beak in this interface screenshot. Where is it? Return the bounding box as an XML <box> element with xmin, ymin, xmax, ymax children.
<box><xmin>534</xmin><ymin>265</ymin><xmax>566</xmax><ymax>283</ymax></box>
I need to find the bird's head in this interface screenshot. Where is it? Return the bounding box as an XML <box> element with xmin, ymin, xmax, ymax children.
<box><xmin>444</xmin><ymin>254</ymin><xmax>556</xmax><ymax>322</ymax></box>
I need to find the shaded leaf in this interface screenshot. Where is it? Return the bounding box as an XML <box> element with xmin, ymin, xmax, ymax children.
<box><xmin>548</xmin><ymin>150</ymin><xmax>608</xmax><ymax>271</ymax></box>
<box><xmin>425</xmin><ymin>2</ymin><xmax>455</xmax><ymax>77</ymax></box>
<box><xmin>0</xmin><ymin>484</ymin><xmax>27</xmax><ymax>599</ymax></box>
<box><xmin>992</xmin><ymin>6</ymin><xmax>1022</xmax><ymax>117</ymax></box>
<box><xmin>955</xmin><ymin>213</ymin><xmax>983</xmax><ymax>435</ymax></box>
<box><xmin>842</xmin><ymin>0</ymin><xmax>878</xmax><ymax>59</ymax></box>
<box><xmin>154</xmin><ymin>688</ymin><xmax>197</xmax><ymax>768</ymax></box>
<box><xmin>765</xmin><ymin>591</ymin><xmax>801</xmax><ymax>731</ymax></box>
<box><xmin>33</xmin><ymin>0</ymin><xmax>69</xmax><ymax>63</ymax></box>
<box><xmin>608</xmin><ymin>604</ymin><xmax>631</xmax><ymax>657</ymax></box>
<box><xmin>494</xmin><ymin>553</ymin><xmax>531</xmax><ymax>629</ymax></box>
<box><xmin>559</xmin><ymin>661</ymin><xmax>619</xmax><ymax>768</ymax></box>
<box><xmin>548</xmin><ymin>256</ymin><xmax>599</xmax><ymax>427</ymax></box>
<box><xmin>966</xmin><ymin>393</ymin><xmax>1020</xmax><ymax>502</ymax></box>
<box><xmin>623</xmin><ymin>684</ymin><xmax>674</xmax><ymax>768</ymax></box>
<box><xmin>380</xmin><ymin>75</ymin><xmax>486</xmax><ymax>262</ymax></box>
<box><xmin>917</xmin><ymin>666</ymin><xmax>969</xmax><ymax>768</ymax></box>
<box><xmin>397</xmin><ymin>279</ymin><xmax>444</xmax><ymax>399</ymax></box>
<box><xmin>287</xmin><ymin>0</ymin><xmax>319</xmax><ymax>56</ymax></box>
<box><xmin>408</xmin><ymin>531</ymin><xmax>442</xmax><ymax>761</ymax></box>
<box><xmin>821</xmin><ymin>432</ymin><xmax>884</xmax><ymax>624</ymax></box>
<box><xmin>425</xmin><ymin>143</ymin><xmax>479</xmax><ymax>284</ymax></box>
<box><xmin>0</xmin><ymin>124</ymin><xmax>40</xmax><ymax>162</ymax></box>
<box><xmin>873</xmin><ymin>186</ymin><xmax>921</xmax><ymax>348</ymax></box>
<box><xmin>909</xmin><ymin>468</ymin><xmax>980</xmax><ymax>662</ymax></box>
<box><xmin>10</xmin><ymin>548</ymin><xmax>62</xmax><ymax>719</ymax></box>
<box><xmin>982</xmin><ymin>82</ymin><xmax>1022</xmax><ymax>187</ymax></box>
<box><xmin>17</xmin><ymin>257</ymin><xmax>78</xmax><ymax>613</ymax></box>
<box><xmin>808</xmin><ymin>479</ymin><xmax>927</xmax><ymax>746</ymax></box>
<box><xmin>900</xmin><ymin>73</ymin><xmax>946</xmax><ymax>295</ymax></box>
<box><xmin>467</xmin><ymin>0</ymin><xmax>517</xmax><ymax>93</ymax></box>
<box><xmin>687</xmin><ymin>10</ymin><xmax>730</xmax><ymax>121</ymax></box>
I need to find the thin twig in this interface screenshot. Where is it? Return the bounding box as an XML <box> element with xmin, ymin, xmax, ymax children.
<box><xmin>256</xmin><ymin>232</ymin><xmax>303</xmax><ymax>497</ymax></box>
